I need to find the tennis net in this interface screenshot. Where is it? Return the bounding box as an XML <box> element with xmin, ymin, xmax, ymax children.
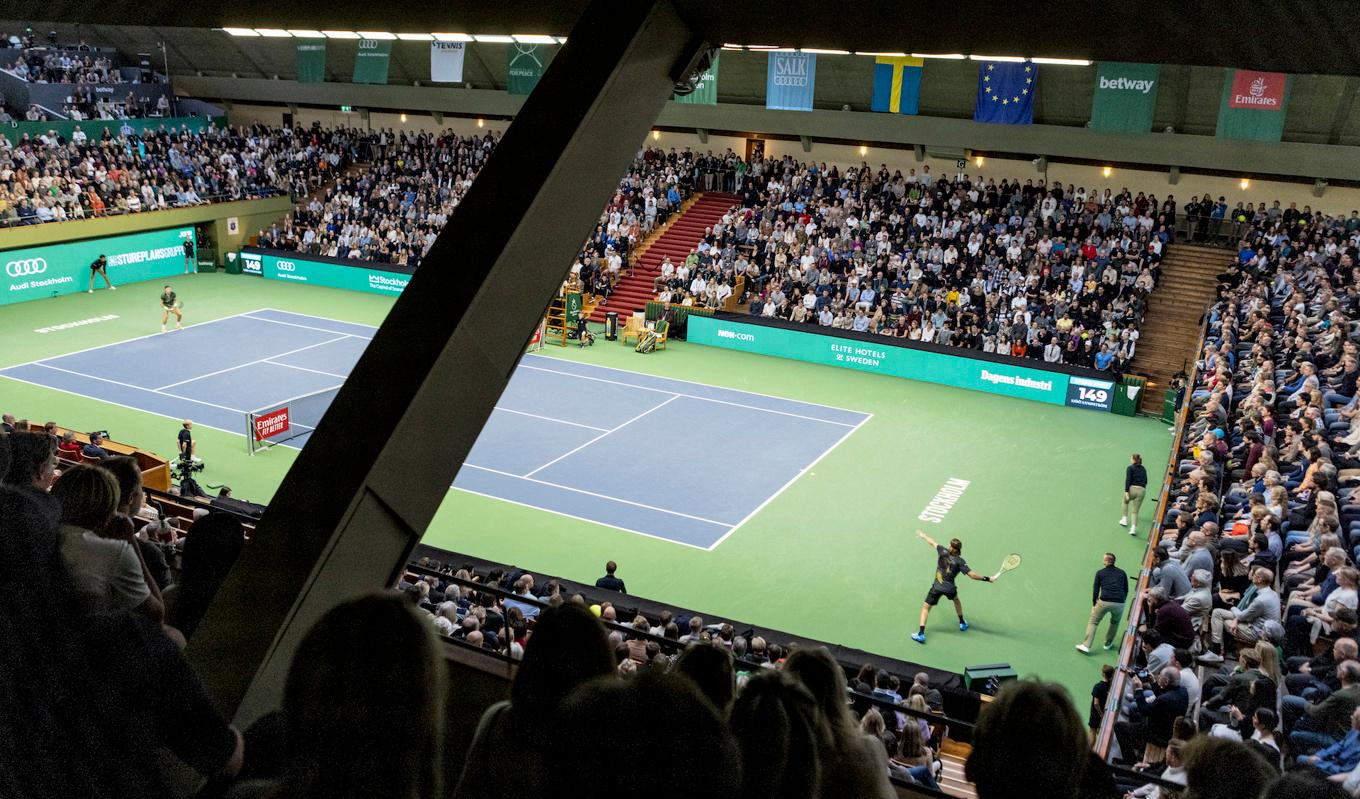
<box><xmin>245</xmin><ymin>385</ymin><xmax>342</xmax><ymax>454</ymax></box>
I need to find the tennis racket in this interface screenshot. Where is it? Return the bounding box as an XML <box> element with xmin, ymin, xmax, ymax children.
<box><xmin>991</xmin><ymin>553</ymin><xmax>1022</xmax><ymax>582</ymax></box>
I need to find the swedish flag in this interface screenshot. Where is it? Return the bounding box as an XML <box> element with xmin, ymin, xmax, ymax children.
<box><xmin>871</xmin><ymin>56</ymin><xmax>923</xmax><ymax>114</ymax></box>
<box><xmin>974</xmin><ymin>61</ymin><xmax>1036</xmax><ymax>124</ymax></box>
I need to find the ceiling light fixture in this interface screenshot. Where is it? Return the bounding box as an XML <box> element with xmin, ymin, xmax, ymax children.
<box><xmin>432</xmin><ymin>33</ymin><xmax>473</xmax><ymax>42</ymax></box>
<box><xmin>472</xmin><ymin>34</ymin><xmax>516</xmax><ymax>43</ymax></box>
<box><xmin>254</xmin><ymin>28</ymin><xmax>293</xmax><ymax>38</ymax></box>
<box><xmin>910</xmin><ymin>52</ymin><xmax>966</xmax><ymax>60</ymax></box>
<box><xmin>356</xmin><ymin>31</ymin><xmax>398</xmax><ymax>40</ymax></box>
<box><xmin>321</xmin><ymin>30</ymin><xmax>361</xmax><ymax>39</ymax></box>
<box><xmin>287</xmin><ymin>29</ymin><xmax>325</xmax><ymax>38</ymax></box>
<box><xmin>397</xmin><ymin>33</ymin><xmax>434</xmax><ymax>41</ymax></box>
<box><xmin>1031</xmin><ymin>57</ymin><xmax>1092</xmax><ymax>66</ymax></box>
<box><xmin>970</xmin><ymin>55</ymin><xmax>1026</xmax><ymax>62</ymax></box>
<box><xmin>222</xmin><ymin>27</ymin><xmax>261</xmax><ymax>37</ymax></box>
<box><xmin>512</xmin><ymin>34</ymin><xmax>557</xmax><ymax>44</ymax></box>
<box><xmin>801</xmin><ymin>48</ymin><xmax>850</xmax><ymax>55</ymax></box>
<box><xmin>857</xmin><ymin>51</ymin><xmax>908</xmax><ymax>57</ymax></box>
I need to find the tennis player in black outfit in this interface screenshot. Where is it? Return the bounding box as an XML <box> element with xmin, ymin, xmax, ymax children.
<box><xmin>160</xmin><ymin>285</ymin><xmax>183</xmax><ymax>332</ymax></box>
<box><xmin>912</xmin><ymin>530</ymin><xmax>995</xmax><ymax>644</ymax></box>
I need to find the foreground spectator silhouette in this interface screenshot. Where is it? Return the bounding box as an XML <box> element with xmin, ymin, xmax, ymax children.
<box><xmin>1179</xmin><ymin>736</ymin><xmax>1275</xmax><ymax>799</ymax></box>
<box><xmin>0</xmin><ymin>484</ymin><xmax>242</xmax><ymax>796</ymax></box>
<box><xmin>2</xmin><ymin>429</ymin><xmax>57</xmax><ymax>490</ymax></box>
<box><xmin>966</xmin><ymin>680</ymin><xmax>1104</xmax><ymax>799</ymax></box>
<box><xmin>729</xmin><ymin>669</ymin><xmax>821</xmax><ymax>799</ymax></box>
<box><xmin>231</xmin><ymin>594</ymin><xmax>447</xmax><ymax>799</ymax></box>
<box><xmin>166</xmin><ymin>512</ymin><xmax>245</xmax><ymax>638</ymax></box>
<box><xmin>453</xmin><ymin>602</ymin><xmax>616</xmax><ymax>799</ymax></box>
<box><xmin>784</xmin><ymin>646</ymin><xmax>895</xmax><ymax>799</ymax></box>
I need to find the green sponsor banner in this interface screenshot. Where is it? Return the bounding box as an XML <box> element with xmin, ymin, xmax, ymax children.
<box><xmin>1216</xmin><ymin>68</ymin><xmax>1291</xmax><ymax>141</ymax></box>
<box><xmin>1089</xmin><ymin>61</ymin><xmax>1159</xmax><ymax>134</ymax></box>
<box><xmin>2</xmin><ymin>227</ymin><xmax>195</xmax><ymax>306</ymax></box>
<box><xmin>689</xmin><ymin>316</ymin><xmax>1114</xmax><ymax>411</ymax></box>
<box><xmin>352</xmin><ymin>39</ymin><xmax>392</xmax><ymax>85</ymax></box>
<box><xmin>507</xmin><ymin>44</ymin><xmax>545</xmax><ymax>95</ymax></box>
<box><xmin>674</xmin><ymin>53</ymin><xmax>719</xmax><ymax>104</ymax></box>
<box><xmin>565</xmin><ymin>291</ymin><xmax>582</xmax><ymax>324</ymax></box>
<box><xmin>296</xmin><ymin>39</ymin><xmax>327</xmax><ymax>83</ymax></box>
<box><xmin>2</xmin><ymin>115</ymin><xmax>226</xmax><ymax>142</ymax></box>
<box><xmin>249</xmin><ymin>251</ymin><xmax>410</xmax><ymax>295</ymax></box>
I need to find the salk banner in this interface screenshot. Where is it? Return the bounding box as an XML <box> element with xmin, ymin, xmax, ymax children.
<box><xmin>1089</xmin><ymin>62</ymin><xmax>1159</xmax><ymax>133</ymax></box>
<box><xmin>507</xmin><ymin>44</ymin><xmax>545</xmax><ymax>95</ymax></box>
<box><xmin>1216</xmin><ymin>68</ymin><xmax>1291</xmax><ymax>141</ymax></box>
<box><xmin>766</xmin><ymin>51</ymin><xmax>816</xmax><ymax>111</ymax></box>
<box><xmin>295</xmin><ymin>39</ymin><xmax>326</xmax><ymax>83</ymax></box>
<box><xmin>3</xmin><ymin>227</ymin><xmax>196</xmax><ymax>306</ymax></box>
<box><xmin>674</xmin><ymin>52</ymin><xmax>718</xmax><ymax>104</ymax></box>
<box><xmin>352</xmin><ymin>39</ymin><xmax>392</xmax><ymax>85</ymax></box>
<box><xmin>430</xmin><ymin>41</ymin><xmax>465</xmax><ymax>83</ymax></box>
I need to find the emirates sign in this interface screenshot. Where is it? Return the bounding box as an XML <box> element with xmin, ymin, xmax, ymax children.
<box><xmin>1229</xmin><ymin>70</ymin><xmax>1285</xmax><ymax>109</ymax></box>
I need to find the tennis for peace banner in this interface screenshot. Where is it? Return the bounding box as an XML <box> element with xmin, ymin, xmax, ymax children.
<box><xmin>870</xmin><ymin>55</ymin><xmax>923</xmax><ymax>114</ymax></box>
<box><xmin>507</xmin><ymin>44</ymin><xmax>545</xmax><ymax>95</ymax></box>
<box><xmin>1089</xmin><ymin>62</ymin><xmax>1159</xmax><ymax>133</ymax></box>
<box><xmin>674</xmin><ymin>53</ymin><xmax>719</xmax><ymax>104</ymax></box>
<box><xmin>295</xmin><ymin>39</ymin><xmax>326</xmax><ymax>83</ymax></box>
<box><xmin>1216</xmin><ymin>69</ymin><xmax>1291</xmax><ymax>141</ymax></box>
<box><xmin>766</xmin><ymin>52</ymin><xmax>816</xmax><ymax>111</ymax></box>
<box><xmin>352</xmin><ymin>39</ymin><xmax>392</xmax><ymax>85</ymax></box>
<box><xmin>430</xmin><ymin>41</ymin><xmax>465</xmax><ymax>83</ymax></box>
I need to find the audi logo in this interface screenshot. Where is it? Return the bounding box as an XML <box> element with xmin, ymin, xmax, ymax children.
<box><xmin>276</xmin><ymin>261</ymin><xmax>297</xmax><ymax>272</ymax></box>
<box><xmin>6</xmin><ymin>258</ymin><xmax>47</xmax><ymax>277</ymax></box>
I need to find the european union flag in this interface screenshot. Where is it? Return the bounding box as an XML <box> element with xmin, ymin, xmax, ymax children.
<box><xmin>871</xmin><ymin>55</ymin><xmax>923</xmax><ymax>114</ymax></box>
<box><xmin>974</xmin><ymin>61</ymin><xmax>1036</xmax><ymax>124</ymax></box>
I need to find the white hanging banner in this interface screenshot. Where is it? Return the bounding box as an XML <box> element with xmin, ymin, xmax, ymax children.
<box><xmin>430</xmin><ymin>41</ymin><xmax>466</xmax><ymax>83</ymax></box>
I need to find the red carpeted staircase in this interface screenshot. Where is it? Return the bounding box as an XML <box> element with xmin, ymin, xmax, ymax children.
<box><xmin>587</xmin><ymin>192</ymin><xmax>740</xmax><ymax>323</ymax></box>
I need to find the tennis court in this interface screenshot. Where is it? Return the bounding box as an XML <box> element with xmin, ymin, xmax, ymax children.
<box><xmin>0</xmin><ymin>307</ymin><xmax>870</xmax><ymax>549</ymax></box>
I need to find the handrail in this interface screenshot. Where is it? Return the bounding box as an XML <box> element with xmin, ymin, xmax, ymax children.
<box><xmin>1094</xmin><ymin>303</ymin><xmax>1212</xmax><ymax>760</ymax></box>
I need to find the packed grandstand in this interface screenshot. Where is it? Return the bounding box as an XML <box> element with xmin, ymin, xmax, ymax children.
<box><xmin>4</xmin><ymin>11</ymin><xmax>1360</xmax><ymax>799</ymax></box>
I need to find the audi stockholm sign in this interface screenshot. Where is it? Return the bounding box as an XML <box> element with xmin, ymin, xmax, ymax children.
<box><xmin>2</xmin><ymin>228</ymin><xmax>195</xmax><ymax>305</ymax></box>
<box><xmin>6</xmin><ymin>258</ymin><xmax>48</xmax><ymax>277</ymax></box>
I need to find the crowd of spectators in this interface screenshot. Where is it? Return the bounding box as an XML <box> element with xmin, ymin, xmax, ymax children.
<box><xmin>5</xmin><ymin>47</ymin><xmax>126</xmax><ymax>85</ymax></box>
<box><xmin>693</xmin><ymin>158</ymin><xmax>1165</xmax><ymax>372</ymax></box>
<box><xmin>0</xmin><ymin>122</ymin><xmax>366</xmax><ymax>225</ymax></box>
<box><xmin>256</xmin><ymin>129</ymin><xmax>496</xmax><ymax>269</ymax></box>
<box><xmin>1103</xmin><ymin>204</ymin><xmax>1360</xmax><ymax>795</ymax></box>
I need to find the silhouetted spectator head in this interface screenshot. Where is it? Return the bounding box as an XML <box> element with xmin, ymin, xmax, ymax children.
<box><xmin>546</xmin><ymin>672</ymin><xmax>740</xmax><ymax>799</ymax></box>
<box><xmin>1180</xmin><ymin>736</ymin><xmax>1274</xmax><ymax>799</ymax></box>
<box><xmin>510</xmin><ymin>602</ymin><xmax>614</xmax><ymax>724</ymax></box>
<box><xmin>1263</xmin><ymin>771</ymin><xmax>1350</xmax><ymax>799</ymax></box>
<box><xmin>673</xmin><ymin>642</ymin><xmax>735</xmax><ymax>714</ymax></box>
<box><xmin>3</xmin><ymin>430</ymin><xmax>57</xmax><ymax>490</ymax></box>
<box><xmin>100</xmin><ymin>455</ymin><xmax>143</xmax><ymax>514</ymax></box>
<box><xmin>965</xmin><ymin>681</ymin><xmax>1087</xmax><ymax>799</ymax></box>
<box><xmin>783</xmin><ymin>646</ymin><xmax>856</xmax><ymax>740</ymax></box>
<box><xmin>50</xmin><ymin>463</ymin><xmax>118</xmax><ymax>531</ymax></box>
<box><xmin>729</xmin><ymin>669</ymin><xmax>820</xmax><ymax>799</ymax></box>
<box><xmin>280</xmin><ymin>593</ymin><xmax>446</xmax><ymax>799</ymax></box>
<box><xmin>170</xmin><ymin>512</ymin><xmax>245</xmax><ymax>638</ymax></box>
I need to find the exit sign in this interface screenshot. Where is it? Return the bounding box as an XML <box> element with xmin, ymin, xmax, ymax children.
<box><xmin>340</xmin><ymin>105</ymin><xmax>352</xmax><ymax>112</ymax></box>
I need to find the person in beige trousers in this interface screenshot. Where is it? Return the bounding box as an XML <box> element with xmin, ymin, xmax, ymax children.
<box><xmin>1120</xmin><ymin>453</ymin><xmax>1149</xmax><ymax>537</ymax></box>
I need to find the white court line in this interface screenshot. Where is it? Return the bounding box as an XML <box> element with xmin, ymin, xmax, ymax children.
<box><xmin>493</xmin><ymin>406</ymin><xmax>609</xmax><ymax>432</ymax></box>
<box><xmin>244</xmin><ymin>311</ymin><xmax>375</xmax><ymax>340</ymax></box>
<box><xmin>524</xmin><ymin>395</ymin><xmax>679</xmax><ymax>478</ymax></box>
<box><xmin>264</xmin><ymin>361</ymin><xmax>350</xmax><ymax>380</ymax></box>
<box><xmin>155</xmin><ymin>334</ymin><xmax>351</xmax><ymax>390</ymax></box>
<box><xmin>463</xmin><ymin>463</ymin><xmax>733</xmax><ymax>528</ymax></box>
<box><xmin>447</xmin><ymin>484</ymin><xmax>712</xmax><ymax>552</ymax></box>
<box><xmin>31</xmin><ymin>363</ymin><xmax>248</xmax><ymax>415</ymax></box>
<box><xmin>524</xmin><ymin>352</ymin><xmax>869</xmax><ymax>419</ymax></box>
<box><xmin>0</xmin><ymin>308</ymin><xmax>270</xmax><ymax>372</ymax></box>
<box><xmin>519</xmin><ymin>362</ymin><xmax>858</xmax><ymax>427</ymax></box>
<box><xmin>706</xmin><ymin>412</ymin><xmax>874</xmax><ymax>551</ymax></box>
<box><xmin>0</xmin><ymin>372</ymin><xmax>246</xmax><ymax>442</ymax></box>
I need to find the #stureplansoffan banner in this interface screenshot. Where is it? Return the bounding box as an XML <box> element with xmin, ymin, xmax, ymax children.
<box><xmin>2</xmin><ymin>227</ymin><xmax>195</xmax><ymax>306</ymax></box>
<box><xmin>688</xmin><ymin>315</ymin><xmax>1115</xmax><ymax>412</ymax></box>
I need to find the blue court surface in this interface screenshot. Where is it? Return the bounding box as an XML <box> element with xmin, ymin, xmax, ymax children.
<box><xmin>1</xmin><ymin>309</ymin><xmax>871</xmax><ymax>549</ymax></box>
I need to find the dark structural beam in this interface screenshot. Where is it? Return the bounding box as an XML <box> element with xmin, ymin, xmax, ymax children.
<box><xmin>186</xmin><ymin>0</ymin><xmax>703</xmax><ymax>721</ymax></box>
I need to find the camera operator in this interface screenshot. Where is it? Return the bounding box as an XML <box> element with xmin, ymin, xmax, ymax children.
<box><xmin>177</xmin><ymin>420</ymin><xmax>196</xmax><ymax>462</ymax></box>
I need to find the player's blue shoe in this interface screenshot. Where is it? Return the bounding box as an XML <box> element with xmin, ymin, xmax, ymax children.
<box><xmin>911</xmin><ymin>632</ymin><xmax>926</xmax><ymax>644</ymax></box>
<box><xmin>959</xmin><ymin>621</ymin><xmax>970</xmax><ymax>632</ymax></box>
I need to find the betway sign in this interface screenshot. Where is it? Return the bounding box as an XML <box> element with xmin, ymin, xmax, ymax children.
<box><xmin>1097</xmin><ymin>76</ymin><xmax>1155</xmax><ymax>94</ymax></box>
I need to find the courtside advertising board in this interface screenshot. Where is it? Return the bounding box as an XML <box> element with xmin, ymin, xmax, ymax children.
<box><xmin>3</xmin><ymin>227</ymin><xmax>195</xmax><ymax>305</ymax></box>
